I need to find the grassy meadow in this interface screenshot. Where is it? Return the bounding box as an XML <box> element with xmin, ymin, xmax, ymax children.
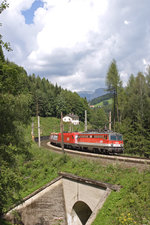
<box><xmin>94</xmin><ymin>98</ymin><xmax>113</xmax><ymax>108</ymax></box>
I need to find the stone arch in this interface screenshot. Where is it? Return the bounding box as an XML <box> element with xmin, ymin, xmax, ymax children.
<box><xmin>71</xmin><ymin>201</ymin><xmax>92</xmax><ymax>225</ymax></box>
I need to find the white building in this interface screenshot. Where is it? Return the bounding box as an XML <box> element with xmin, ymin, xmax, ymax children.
<box><xmin>63</xmin><ymin>113</ymin><xmax>79</xmax><ymax>125</ymax></box>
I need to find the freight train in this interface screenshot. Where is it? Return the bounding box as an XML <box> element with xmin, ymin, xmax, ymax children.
<box><xmin>50</xmin><ymin>131</ymin><xmax>124</xmax><ymax>154</ymax></box>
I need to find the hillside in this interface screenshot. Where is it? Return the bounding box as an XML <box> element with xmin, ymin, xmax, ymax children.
<box><xmin>89</xmin><ymin>93</ymin><xmax>113</xmax><ymax>108</ymax></box>
<box><xmin>31</xmin><ymin>116</ymin><xmax>85</xmax><ymax>137</ymax></box>
<box><xmin>78</xmin><ymin>88</ymin><xmax>106</xmax><ymax>101</ymax></box>
<box><xmin>3</xmin><ymin>125</ymin><xmax>150</xmax><ymax>225</ymax></box>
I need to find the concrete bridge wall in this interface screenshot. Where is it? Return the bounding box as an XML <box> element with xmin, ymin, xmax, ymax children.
<box><xmin>5</xmin><ymin>178</ymin><xmax>67</xmax><ymax>225</ymax></box>
<box><xmin>62</xmin><ymin>178</ymin><xmax>111</xmax><ymax>225</ymax></box>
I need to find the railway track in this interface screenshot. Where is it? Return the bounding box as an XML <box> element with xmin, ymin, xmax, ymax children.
<box><xmin>40</xmin><ymin>138</ymin><xmax>150</xmax><ymax>170</ymax></box>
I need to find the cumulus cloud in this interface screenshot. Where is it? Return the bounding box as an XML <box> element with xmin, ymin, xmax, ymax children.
<box><xmin>124</xmin><ymin>20</ymin><xmax>130</xmax><ymax>25</ymax></box>
<box><xmin>1</xmin><ymin>0</ymin><xmax>150</xmax><ymax>91</ymax></box>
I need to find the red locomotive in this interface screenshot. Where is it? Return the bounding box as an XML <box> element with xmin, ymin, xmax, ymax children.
<box><xmin>50</xmin><ymin>131</ymin><xmax>124</xmax><ymax>154</ymax></box>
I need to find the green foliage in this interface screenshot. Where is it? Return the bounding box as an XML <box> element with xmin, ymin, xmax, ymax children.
<box><xmin>106</xmin><ymin>59</ymin><xmax>123</xmax><ymax>127</ymax></box>
<box><xmin>29</xmin><ymin>75</ymin><xmax>58</xmax><ymax>117</ymax></box>
<box><xmin>104</xmin><ymin>60</ymin><xmax>150</xmax><ymax>157</ymax></box>
<box><xmin>106</xmin><ymin>59</ymin><xmax>121</xmax><ymax>94</ymax></box>
<box><xmin>92</xmin><ymin>167</ymin><xmax>150</xmax><ymax>225</ymax></box>
<box><xmin>2</xmin><ymin>122</ymin><xmax>150</xmax><ymax>224</ymax></box>
<box><xmin>118</xmin><ymin>213</ymin><xmax>137</xmax><ymax>225</ymax></box>
<box><xmin>0</xmin><ymin>45</ymin><xmax>5</xmax><ymax>62</ymax></box>
<box><xmin>0</xmin><ymin>62</ymin><xmax>29</xmax><ymax>95</ymax></box>
<box><xmin>16</xmin><ymin>144</ymin><xmax>150</xmax><ymax>225</ymax></box>
<box><xmin>89</xmin><ymin>107</ymin><xmax>108</xmax><ymax>130</ymax></box>
<box><xmin>0</xmin><ymin>42</ymin><xmax>89</xmax><ymax>218</ymax></box>
<box><xmin>0</xmin><ymin>0</ymin><xmax>8</xmax><ymax>13</ymax></box>
<box><xmin>90</xmin><ymin>93</ymin><xmax>113</xmax><ymax>105</ymax></box>
<box><xmin>27</xmin><ymin>75</ymin><xmax>90</xmax><ymax>121</ymax></box>
<box><xmin>114</xmin><ymin>71</ymin><xmax>150</xmax><ymax>157</ymax></box>
<box><xmin>116</xmin><ymin>118</ymin><xmax>150</xmax><ymax>157</ymax></box>
<box><xmin>0</xmin><ymin>1</ymin><xmax>12</xmax><ymax>52</ymax></box>
<box><xmin>0</xmin><ymin>53</ymin><xmax>31</xmax><ymax>217</ymax></box>
<box><xmin>55</xmin><ymin>90</ymin><xmax>90</xmax><ymax>121</ymax></box>
<box><xmin>94</xmin><ymin>98</ymin><xmax>113</xmax><ymax>107</ymax></box>
<box><xmin>0</xmin><ymin>93</ymin><xmax>31</xmax><ymax>216</ymax></box>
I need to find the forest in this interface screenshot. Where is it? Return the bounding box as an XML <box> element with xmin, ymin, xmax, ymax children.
<box><xmin>106</xmin><ymin>60</ymin><xmax>150</xmax><ymax>157</ymax></box>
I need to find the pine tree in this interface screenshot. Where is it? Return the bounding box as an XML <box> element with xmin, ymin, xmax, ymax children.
<box><xmin>106</xmin><ymin>59</ymin><xmax>122</xmax><ymax>129</ymax></box>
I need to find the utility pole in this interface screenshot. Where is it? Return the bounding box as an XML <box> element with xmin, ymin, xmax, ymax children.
<box><xmin>109</xmin><ymin>111</ymin><xmax>111</xmax><ymax>131</ymax></box>
<box><xmin>38</xmin><ymin>115</ymin><xmax>41</xmax><ymax>148</ymax></box>
<box><xmin>114</xmin><ymin>89</ymin><xmax>116</xmax><ymax>131</ymax></box>
<box><xmin>61</xmin><ymin>112</ymin><xmax>64</xmax><ymax>153</ymax></box>
<box><xmin>36</xmin><ymin>101</ymin><xmax>39</xmax><ymax>117</ymax></box>
<box><xmin>69</xmin><ymin>122</ymin><xmax>72</xmax><ymax>132</ymax></box>
<box><xmin>31</xmin><ymin>118</ymin><xmax>34</xmax><ymax>141</ymax></box>
<box><xmin>85</xmin><ymin>110</ymin><xmax>87</xmax><ymax>132</ymax></box>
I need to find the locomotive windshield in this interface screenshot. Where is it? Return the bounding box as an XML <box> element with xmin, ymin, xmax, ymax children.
<box><xmin>110</xmin><ymin>134</ymin><xmax>122</xmax><ymax>141</ymax></box>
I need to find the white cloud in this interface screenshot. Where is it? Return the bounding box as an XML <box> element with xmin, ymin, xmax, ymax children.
<box><xmin>143</xmin><ymin>58</ymin><xmax>149</xmax><ymax>65</ymax></box>
<box><xmin>142</xmin><ymin>58</ymin><xmax>150</xmax><ymax>73</ymax></box>
<box><xmin>28</xmin><ymin>0</ymin><xmax>108</xmax><ymax>58</ymax></box>
<box><xmin>124</xmin><ymin>20</ymin><xmax>130</xmax><ymax>25</ymax></box>
<box><xmin>7</xmin><ymin>0</ymin><xmax>34</xmax><ymax>11</ymax></box>
<box><xmin>120</xmin><ymin>71</ymin><xmax>129</xmax><ymax>86</ymax></box>
<box><xmin>1</xmin><ymin>0</ymin><xmax>150</xmax><ymax>91</ymax></box>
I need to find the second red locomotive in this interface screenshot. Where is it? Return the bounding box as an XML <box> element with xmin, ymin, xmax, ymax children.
<box><xmin>50</xmin><ymin>131</ymin><xmax>124</xmax><ymax>154</ymax></box>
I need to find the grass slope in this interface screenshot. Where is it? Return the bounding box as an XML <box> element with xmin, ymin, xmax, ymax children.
<box><xmin>17</xmin><ymin>144</ymin><xmax>150</xmax><ymax>225</ymax></box>
<box><xmin>94</xmin><ymin>98</ymin><xmax>113</xmax><ymax>107</ymax></box>
<box><xmin>4</xmin><ymin>117</ymin><xmax>150</xmax><ymax>225</ymax></box>
<box><xmin>31</xmin><ymin>116</ymin><xmax>85</xmax><ymax>137</ymax></box>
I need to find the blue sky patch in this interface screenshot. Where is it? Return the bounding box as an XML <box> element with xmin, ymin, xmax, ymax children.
<box><xmin>22</xmin><ymin>0</ymin><xmax>44</xmax><ymax>24</ymax></box>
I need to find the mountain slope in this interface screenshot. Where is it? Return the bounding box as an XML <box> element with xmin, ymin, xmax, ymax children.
<box><xmin>78</xmin><ymin>88</ymin><xmax>106</xmax><ymax>101</ymax></box>
<box><xmin>89</xmin><ymin>93</ymin><xmax>113</xmax><ymax>105</ymax></box>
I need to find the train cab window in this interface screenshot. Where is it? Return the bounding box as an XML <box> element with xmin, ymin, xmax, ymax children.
<box><xmin>110</xmin><ymin>134</ymin><xmax>123</xmax><ymax>141</ymax></box>
<box><xmin>72</xmin><ymin>136</ymin><xmax>74</xmax><ymax>139</ymax></box>
<box><xmin>117</xmin><ymin>135</ymin><xmax>123</xmax><ymax>141</ymax></box>
<box><xmin>110</xmin><ymin>135</ymin><xmax>117</xmax><ymax>141</ymax></box>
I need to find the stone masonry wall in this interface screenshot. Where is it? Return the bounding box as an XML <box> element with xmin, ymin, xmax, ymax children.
<box><xmin>5</xmin><ymin>179</ymin><xmax>67</xmax><ymax>225</ymax></box>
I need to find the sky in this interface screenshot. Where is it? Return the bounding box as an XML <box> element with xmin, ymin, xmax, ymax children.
<box><xmin>1</xmin><ymin>0</ymin><xmax>150</xmax><ymax>92</ymax></box>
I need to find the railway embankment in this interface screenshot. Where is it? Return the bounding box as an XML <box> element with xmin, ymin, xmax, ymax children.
<box><xmin>36</xmin><ymin>135</ymin><xmax>150</xmax><ymax>167</ymax></box>
<box><xmin>42</xmin><ymin>139</ymin><xmax>150</xmax><ymax>171</ymax></box>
